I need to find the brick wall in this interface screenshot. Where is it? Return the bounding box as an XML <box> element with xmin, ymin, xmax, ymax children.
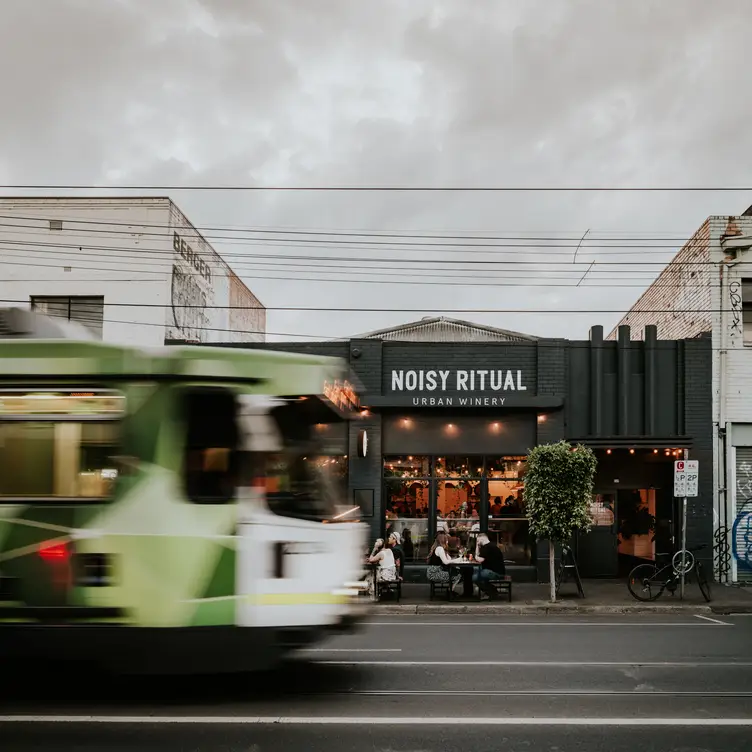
<box><xmin>606</xmin><ymin>221</ymin><xmax>712</xmax><ymax>341</ymax></box>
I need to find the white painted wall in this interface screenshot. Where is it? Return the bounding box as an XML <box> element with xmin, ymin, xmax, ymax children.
<box><xmin>0</xmin><ymin>197</ymin><xmax>266</xmax><ymax>347</ymax></box>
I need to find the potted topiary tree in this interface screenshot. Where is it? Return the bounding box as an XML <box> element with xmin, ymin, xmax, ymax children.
<box><xmin>523</xmin><ymin>440</ymin><xmax>598</xmax><ymax>602</ymax></box>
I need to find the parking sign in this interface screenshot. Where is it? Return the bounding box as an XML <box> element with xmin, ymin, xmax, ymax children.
<box><xmin>674</xmin><ymin>459</ymin><xmax>699</xmax><ymax>497</ymax></box>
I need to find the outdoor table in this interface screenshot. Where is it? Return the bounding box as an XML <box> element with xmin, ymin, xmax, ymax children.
<box><xmin>447</xmin><ymin>560</ymin><xmax>479</xmax><ymax>599</ymax></box>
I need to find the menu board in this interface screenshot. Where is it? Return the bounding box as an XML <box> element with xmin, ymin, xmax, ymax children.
<box><xmin>0</xmin><ymin>391</ymin><xmax>125</xmax><ymax>416</ymax></box>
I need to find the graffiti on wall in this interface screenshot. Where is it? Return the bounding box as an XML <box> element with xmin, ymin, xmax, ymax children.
<box><xmin>733</xmin><ymin>458</ymin><xmax>752</xmax><ymax>576</ymax></box>
<box><xmin>169</xmin><ymin>264</ymin><xmax>210</xmax><ymax>341</ymax></box>
<box><xmin>729</xmin><ymin>280</ymin><xmax>743</xmax><ymax>338</ymax></box>
<box><xmin>164</xmin><ymin>207</ymin><xmax>265</xmax><ymax>343</ymax></box>
<box><xmin>714</xmin><ymin>525</ymin><xmax>731</xmax><ymax>578</ymax></box>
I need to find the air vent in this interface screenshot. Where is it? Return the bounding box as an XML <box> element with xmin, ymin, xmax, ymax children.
<box><xmin>49</xmin><ymin>219</ymin><xmax>63</xmax><ymax>231</ymax></box>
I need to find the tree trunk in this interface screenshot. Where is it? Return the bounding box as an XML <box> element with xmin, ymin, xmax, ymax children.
<box><xmin>549</xmin><ymin>540</ymin><xmax>556</xmax><ymax>603</ymax></box>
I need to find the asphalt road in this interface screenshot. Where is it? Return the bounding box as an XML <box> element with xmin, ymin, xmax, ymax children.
<box><xmin>2</xmin><ymin>613</ymin><xmax>752</xmax><ymax>751</ymax></box>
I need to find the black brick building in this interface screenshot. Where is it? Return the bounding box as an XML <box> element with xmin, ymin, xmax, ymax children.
<box><xmin>180</xmin><ymin>316</ymin><xmax>713</xmax><ymax>583</ymax></box>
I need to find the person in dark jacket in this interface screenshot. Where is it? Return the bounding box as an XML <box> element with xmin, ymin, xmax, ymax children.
<box><xmin>473</xmin><ymin>533</ymin><xmax>506</xmax><ymax>599</ymax></box>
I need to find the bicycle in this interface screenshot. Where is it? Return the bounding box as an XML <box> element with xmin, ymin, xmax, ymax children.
<box><xmin>627</xmin><ymin>544</ymin><xmax>712</xmax><ymax>602</ymax></box>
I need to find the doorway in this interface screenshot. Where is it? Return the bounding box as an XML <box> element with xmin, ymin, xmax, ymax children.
<box><xmin>577</xmin><ymin>493</ymin><xmax>618</xmax><ymax>577</ymax></box>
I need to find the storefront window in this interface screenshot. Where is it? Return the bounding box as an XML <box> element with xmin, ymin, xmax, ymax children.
<box><xmin>486</xmin><ymin>456</ymin><xmax>527</xmax><ymax>478</ymax></box>
<box><xmin>381</xmin><ymin>453</ymin><xmax>535</xmax><ymax>567</ymax></box>
<box><xmin>488</xmin><ymin>519</ymin><xmax>534</xmax><ymax>565</ymax></box>
<box><xmin>383</xmin><ymin>455</ymin><xmax>430</xmax><ymax>478</ymax></box>
<box><xmin>435</xmin><ymin>456</ymin><xmax>483</xmax><ymax>477</ymax></box>
<box><xmin>384</xmin><ymin>478</ymin><xmax>430</xmax><ymax>562</ymax></box>
<box><xmin>436</xmin><ymin>479</ymin><xmax>481</xmax><ymax>550</ymax></box>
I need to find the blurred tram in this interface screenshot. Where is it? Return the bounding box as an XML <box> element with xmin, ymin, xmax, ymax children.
<box><xmin>0</xmin><ymin>308</ymin><xmax>368</xmax><ymax>673</ymax></box>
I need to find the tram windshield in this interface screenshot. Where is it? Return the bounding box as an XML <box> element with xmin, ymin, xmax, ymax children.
<box><xmin>262</xmin><ymin>400</ymin><xmax>349</xmax><ymax>522</ymax></box>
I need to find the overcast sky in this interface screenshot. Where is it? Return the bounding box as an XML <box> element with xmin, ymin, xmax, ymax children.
<box><xmin>2</xmin><ymin>0</ymin><xmax>752</xmax><ymax>342</ymax></box>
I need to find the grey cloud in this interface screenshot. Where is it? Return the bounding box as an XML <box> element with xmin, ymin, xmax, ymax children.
<box><xmin>1</xmin><ymin>0</ymin><xmax>751</xmax><ymax>341</ymax></box>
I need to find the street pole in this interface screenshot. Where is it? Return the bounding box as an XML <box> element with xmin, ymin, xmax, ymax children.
<box><xmin>680</xmin><ymin>447</ymin><xmax>688</xmax><ymax>600</ymax></box>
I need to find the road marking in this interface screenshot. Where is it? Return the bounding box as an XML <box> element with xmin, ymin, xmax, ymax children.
<box><xmin>318</xmin><ymin>660</ymin><xmax>752</xmax><ymax>667</ymax></box>
<box><xmin>301</xmin><ymin>649</ymin><xmax>402</xmax><ymax>653</ymax></box>
<box><xmin>3</xmin><ymin>716</ymin><xmax>752</xmax><ymax>726</ymax></box>
<box><xmin>348</xmin><ymin>690</ymin><xmax>752</xmax><ymax>697</ymax></box>
<box><xmin>367</xmin><ymin>621</ymin><xmax>725</xmax><ymax>627</ymax></box>
<box><xmin>694</xmin><ymin>614</ymin><xmax>731</xmax><ymax>625</ymax></box>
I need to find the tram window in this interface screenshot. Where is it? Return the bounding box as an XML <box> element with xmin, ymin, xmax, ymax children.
<box><xmin>182</xmin><ymin>388</ymin><xmax>239</xmax><ymax>504</ymax></box>
<box><xmin>0</xmin><ymin>421</ymin><xmax>119</xmax><ymax>500</ymax></box>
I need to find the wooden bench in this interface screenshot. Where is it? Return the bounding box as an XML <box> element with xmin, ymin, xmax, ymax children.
<box><xmin>377</xmin><ymin>578</ymin><xmax>402</xmax><ymax>603</ymax></box>
<box><xmin>429</xmin><ymin>581</ymin><xmax>452</xmax><ymax>601</ymax></box>
<box><xmin>478</xmin><ymin>575</ymin><xmax>513</xmax><ymax>602</ymax></box>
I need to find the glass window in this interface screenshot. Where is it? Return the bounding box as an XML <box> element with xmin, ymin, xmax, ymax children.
<box><xmin>255</xmin><ymin>400</ymin><xmax>347</xmax><ymax>522</ymax></box>
<box><xmin>30</xmin><ymin>296</ymin><xmax>104</xmax><ymax>339</ymax></box>
<box><xmin>383</xmin><ymin>455</ymin><xmax>430</xmax><ymax>477</ymax></box>
<box><xmin>588</xmin><ymin>494</ymin><xmax>615</xmax><ymax>526</ymax></box>
<box><xmin>486</xmin><ymin>456</ymin><xmax>527</xmax><ymax>478</ymax></box>
<box><xmin>263</xmin><ymin>451</ymin><xmax>342</xmax><ymax>521</ymax></box>
<box><xmin>0</xmin><ymin>421</ymin><xmax>119</xmax><ymax>499</ymax></box>
<box><xmin>435</xmin><ymin>456</ymin><xmax>482</xmax><ymax>478</ymax></box>
<box><xmin>436</xmin><ymin>479</ymin><xmax>481</xmax><ymax>551</ymax></box>
<box><xmin>183</xmin><ymin>388</ymin><xmax>239</xmax><ymax>504</ymax></box>
<box><xmin>488</xmin><ymin>480</ymin><xmax>525</xmax><ymax>516</ymax></box>
<box><xmin>487</xmin><ymin>519</ymin><xmax>534</xmax><ymax>565</ymax></box>
<box><xmin>384</xmin><ymin>478</ymin><xmax>429</xmax><ymax>563</ymax></box>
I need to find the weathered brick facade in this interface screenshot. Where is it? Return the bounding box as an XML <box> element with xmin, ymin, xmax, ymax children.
<box><xmin>607</xmin><ymin>213</ymin><xmax>752</xmax><ymax>582</ymax></box>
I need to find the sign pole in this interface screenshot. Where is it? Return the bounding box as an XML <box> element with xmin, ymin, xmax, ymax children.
<box><xmin>680</xmin><ymin>448</ymin><xmax>688</xmax><ymax>600</ymax></box>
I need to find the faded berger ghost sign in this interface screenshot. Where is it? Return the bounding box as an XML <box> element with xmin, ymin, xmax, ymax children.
<box><xmin>391</xmin><ymin>368</ymin><xmax>527</xmax><ymax>407</ymax></box>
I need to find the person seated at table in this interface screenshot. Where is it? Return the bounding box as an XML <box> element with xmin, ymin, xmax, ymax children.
<box><xmin>426</xmin><ymin>532</ymin><xmax>462</xmax><ymax>592</ymax></box>
<box><xmin>473</xmin><ymin>533</ymin><xmax>506</xmax><ymax>599</ymax></box>
<box><xmin>367</xmin><ymin>538</ymin><xmax>398</xmax><ymax>597</ymax></box>
<box><xmin>388</xmin><ymin>532</ymin><xmax>404</xmax><ymax>580</ymax></box>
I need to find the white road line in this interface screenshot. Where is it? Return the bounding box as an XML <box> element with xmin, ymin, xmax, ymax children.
<box><xmin>301</xmin><ymin>649</ymin><xmax>402</xmax><ymax>653</ymax></box>
<box><xmin>318</xmin><ymin>660</ymin><xmax>752</xmax><ymax>667</ymax></box>
<box><xmin>366</xmin><ymin>622</ymin><xmax>724</xmax><ymax>627</ymax></box>
<box><xmin>3</xmin><ymin>716</ymin><xmax>752</xmax><ymax>726</ymax></box>
<box><xmin>349</xmin><ymin>690</ymin><xmax>752</xmax><ymax>697</ymax></box>
<box><xmin>694</xmin><ymin>614</ymin><xmax>732</xmax><ymax>625</ymax></box>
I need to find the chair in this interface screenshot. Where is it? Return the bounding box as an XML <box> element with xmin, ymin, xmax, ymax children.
<box><xmin>478</xmin><ymin>574</ymin><xmax>513</xmax><ymax>602</ymax></box>
<box><xmin>377</xmin><ymin>578</ymin><xmax>402</xmax><ymax>602</ymax></box>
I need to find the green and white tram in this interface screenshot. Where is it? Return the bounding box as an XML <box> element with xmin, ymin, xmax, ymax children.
<box><xmin>0</xmin><ymin>308</ymin><xmax>368</xmax><ymax>673</ymax></box>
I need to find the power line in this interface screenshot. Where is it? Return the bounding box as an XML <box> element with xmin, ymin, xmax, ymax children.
<box><xmin>2</xmin><ymin>185</ymin><xmax>752</xmax><ymax>191</ymax></box>
<box><xmin>3</xmin><ymin>311</ymin><xmax>726</xmax><ymax>349</ymax></box>
<box><xmin>0</xmin><ymin>236</ymin><xmax>715</xmax><ymax>265</ymax></box>
<box><xmin>0</xmin><ymin>298</ymin><xmax>738</xmax><ymax>314</ymax></box>
<box><xmin>0</xmin><ymin>217</ymin><xmax>691</xmax><ymax>249</ymax></box>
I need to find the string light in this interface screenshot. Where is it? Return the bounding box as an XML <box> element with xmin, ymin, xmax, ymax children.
<box><xmin>606</xmin><ymin>449</ymin><xmax>612</xmax><ymax>454</ymax></box>
<box><xmin>629</xmin><ymin>448</ymin><xmax>635</xmax><ymax>454</ymax></box>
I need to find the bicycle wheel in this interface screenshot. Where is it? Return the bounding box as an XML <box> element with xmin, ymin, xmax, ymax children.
<box><xmin>627</xmin><ymin>563</ymin><xmax>663</xmax><ymax>601</ymax></box>
<box><xmin>696</xmin><ymin>561</ymin><xmax>712</xmax><ymax>603</ymax></box>
<box><xmin>672</xmin><ymin>549</ymin><xmax>695</xmax><ymax>575</ymax></box>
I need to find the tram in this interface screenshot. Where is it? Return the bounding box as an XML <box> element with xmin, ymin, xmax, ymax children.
<box><xmin>0</xmin><ymin>308</ymin><xmax>368</xmax><ymax>673</ymax></box>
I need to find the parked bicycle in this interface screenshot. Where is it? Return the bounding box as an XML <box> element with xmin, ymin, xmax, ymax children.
<box><xmin>627</xmin><ymin>544</ymin><xmax>712</xmax><ymax>602</ymax></box>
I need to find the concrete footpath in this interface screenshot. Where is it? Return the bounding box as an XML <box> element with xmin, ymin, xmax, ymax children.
<box><xmin>375</xmin><ymin>579</ymin><xmax>752</xmax><ymax>614</ymax></box>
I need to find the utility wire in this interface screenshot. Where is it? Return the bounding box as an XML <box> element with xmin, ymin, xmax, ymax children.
<box><xmin>2</xmin><ymin>184</ymin><xmax>752</xmax><ymax>191</ymax></box>
<box><xmin>0</xmin><ymin>219</ymin><xmax>689</xmax><ymax>251</ymax></box>
<box><xmin>0</xmin><ymin>298</ymin><xmax>741</xmax><ymax>314</ymax></box>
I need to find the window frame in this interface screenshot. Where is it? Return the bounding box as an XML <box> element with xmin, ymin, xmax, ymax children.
<box><xmin>0</xmin><ymin>390</ymin><xmax>124</xmax><ymax>504</ymax></box>
<box><xmin>30</xmin><ymin>295</ymin><xmax>105</xmax><ymax>339</ymax></box>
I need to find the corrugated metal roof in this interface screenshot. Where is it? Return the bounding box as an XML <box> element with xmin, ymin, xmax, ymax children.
<box><xmin>352</xmin><ymin>316</ymin><xmax>538</xmax><ymax>342</ymax></box>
